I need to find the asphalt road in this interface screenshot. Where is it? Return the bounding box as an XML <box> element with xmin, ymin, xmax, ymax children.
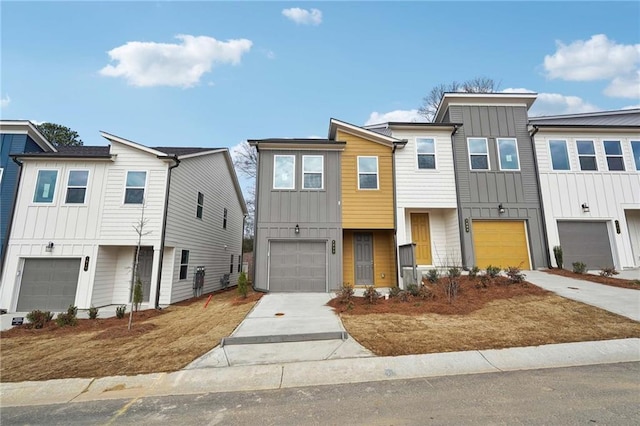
<box><xmin>2</xmin><ymin>362</ymin><xmax>639</xmax><ymax>425</ymax></box>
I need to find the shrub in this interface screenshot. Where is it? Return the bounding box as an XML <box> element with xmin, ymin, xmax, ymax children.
<box><xmin>599</xmin><ymin>267</ymin><xmax>619</xmax><ymax>277</ymax></box>
<box><xmin>447</xmin><ymin>267</ymin><xmax>461</xmax><ymax>279</ymax></box>
<box><xmin>468</xmin><ymin>266</ymin><xmax>480</xmax><ymax>280</ymax></box>
<box><xmin>417</xmin><ymin>284</ymin><xmax>435</xmax><ymax>300</ymax></box>
<box><xmin>26</xmin><ymin>310</ymin><xmax>53</xmax><ymax>329</ymax></box>
<box><xmin>397</xmin><ymin>290</ymin><xmax>411</xmax><ymax>302</ymax></box>
<box><xmin>553</xmin><ymin>245</ymin><xmax>563</xmax><ymax>269</ymax></box>
<box><xmin>55</xmin><ymin>305</ymin><xmax>78</xmax><ymax>327</ymax></box>
<box><xmin>115</xmin><ymin>305</ymin><xmax>127</xmax><ymax>319</ymax></box>
<box><xmin>425</xmin><ymin>269</ymin><xmax>440</xmax><ymax>283</ymax></box>
<box><xmin>336</xmin><ymin>282</ymin><xmax>354</xmax><ymax>303</ymax></box>
<box><xmin>445</xmin><ymin>267</ymin><xmax>461</xmax><ymax>303</ymax></box>
<box><xmin>504</xmin><ymin>265</ymin><xmax>526</xmax><ymax>283</ymax></box>
<box><xmin>133</xmin><ymin>277</ymin><xmax>144</xmax><ymax>311</ymax></box>
<box><xmin>477</xmin><ymin>274</ymin><xmax>490</xmax><ymax>289</ymax></box>
<box><xmin>572</xmin><ymin>262</ymin><xmax>587</xmax><ymax>274</ymax></box>
<box><xmin>237</xmin><ymin>271</ymin><xmax>248</xmax><ymax>299</ymax></box>
<box><xmin>363</xmin><ymin>286</ymin><xmax>381</xmax><ymax>304</ymax></box>
<box><xmin>88</xmin><ymin>305</ymin><xmax>99</xmax><ymax>320</ymax></box>
<box><xmin>405</xmin><ymin>283</ymin><xmax>420</xmax><ymax>297</ymax></box>
<box><xmin>388</xmin><ymin>286</ymin><xmax>402</xmax><ymax>298</ymax></box>
<box><xmin>485</xmin><ymin>265</ymin><xmax>501</xmax><ymax>278</ymax></box>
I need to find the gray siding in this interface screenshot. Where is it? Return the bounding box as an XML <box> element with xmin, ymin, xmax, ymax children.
<box><xmin>254</xmin><ymin>150</ymin><xmax>342</xmax><ymax>291</ymax></box>
<box><xmin>445</xmin><ymin>105</ymin><xmax>547</xmax><ymax>269</ymax></box>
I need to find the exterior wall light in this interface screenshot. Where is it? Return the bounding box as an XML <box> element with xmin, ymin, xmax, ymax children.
<box><xmin>581</xmin><ymin>203</ymin><xmax>590</xmax><ymax>213</ymax></box>
<box><xmin>295</xmin><ymin>224</ymin><xmax>300</xmax><ymax>234</ymax></box>
<box><xmin>498</xmin><ymin>204</ymin><xmax>505</xmax><ymax>214</ymax></box>
<box><xmin>45</xmin><ymin>241</ymin><xmax>54</xmax><ymax>252</ymax></box>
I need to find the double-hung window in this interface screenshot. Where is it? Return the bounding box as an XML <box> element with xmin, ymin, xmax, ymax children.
<box><xmin>549</xmin><ymin>140</ymin><xmax>570</xmax><ymax>170</ymax></box>
<box><xmin>468</xmin><ymin>138</ymin><xmax>489</xmax><ymax>170</ymax></box>
<box><xmin>273</xmin><ymin>155</ymin><xmax>295</xmax><ymax>189</ymax></box>
<box><xmin>604</xmin><ymin>140</ymin><xmax>625</xmax><ymax>171</ymax></box>
<box><xmin>357</xmin><ymin>156</ymin><xmax>378</xmax><ymax>189</ymax></box>
<box><xmin>416</xmin><ymin>138</ymin><xmax>436</xmax><ymax>169</ymax></box>
<box><xmin>302</xmin><ymin>155</ymin><xmax>323</xmax><ymax>189</ymax></box>
<box><xmin>496</xmin><ymin>138</ymin><xmax>520</xmax><ymax>170</ymax></box>
<box><xmin>124</xmin><ymin>171</ymin><xmax>146</xmax><ymax>204</ymax></box>
<box><xmin>180</xmin><ymin>250</ymin><xmax>189</xmax><ymax>280</ymax></box>
<box><xmin>229</xmin><ymin>254</ymin><xmax>234</xmax><ymax>274</ymax></box>
<box><xmin>196</xmin><ymin>192</ymin><xmax>204</xmax><ymax>219</ymax></box>
<box><xmin>631</xmin><ymin>141</ymin><xmax>640</xmax><ymax>171</ymax></box>
<box><xmin>33</xmin><ymin>170</ymin><xmax>58</xmax><ymax>203</ymax></box>
<box><xmin>576</xmin><ymin>140</ymin><xmax>597</xmax><ymax>171</ymax></box>
<box><xmin>65</xmin><ymin>170</ymin><xmax>89</xmax><ymax>204</ymax></box>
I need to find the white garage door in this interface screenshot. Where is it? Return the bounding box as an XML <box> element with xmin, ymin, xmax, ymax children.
<box><xmin>17</xmin><ymin>258</ymin><xmax>81</xmax><ymax>311</ymax></box>
<box><xmin>269</xmin><ymin>241</ymin><xmax>326</xmax><ymax>292</ymax></box>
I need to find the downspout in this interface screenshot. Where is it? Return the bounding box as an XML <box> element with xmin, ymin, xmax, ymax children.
<box><xmin>450</xmin><ymin>124</ymin><xmax>469</xmax><ymax>269</ymax></box>
<box><xmin>154</xmin><ymin>155</ymin><xmax>180</xmax><ymax>309</ymax></box>
<box><xmin>391</xmin><ymin>141</ymin><xmax>404</xmax><ymax>288</ymax></box>
<box><xmin>2</xmin><ymin>156</ymin><xmax>24</xmax><ymax>274</ymax></box>
<box><xmin>529</xmin><ymin>125</ymin><xmax>552</xmax><ymax>268</ymax></box>
<box><xmin>251</xmin><ymin>145</ymin><xmax>260</xmax><ymax>290</ymax></box>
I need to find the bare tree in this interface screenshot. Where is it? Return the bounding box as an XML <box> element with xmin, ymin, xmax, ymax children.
<box><xmin>129</xmin><ymin>202</ymin><xmax>151</xmax><ymax>330</ymax></box>
<box><xmin>419</xmin><ymin>77</ymin><xmax>500</xmax><ymax>121</ymax></box>
<box><xmin>232</xmin><ymin>141</ymin><xmax>257</xmax><ymax>180</ymax></box>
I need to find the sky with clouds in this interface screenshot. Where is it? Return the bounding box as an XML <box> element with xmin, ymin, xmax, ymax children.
<box><xmin>1</xmin><ymin>1</ymin><xmax>638</xmax><ymax>190</ymax></box>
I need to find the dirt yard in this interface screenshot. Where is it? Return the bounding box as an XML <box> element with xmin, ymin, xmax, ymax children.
<box><xmin>329</xmin><ymin>276</ymin><xmax>640</xmax><ymax>357</ymax></box>
<box><xmin>544</xmin><ymin>268</ymin><xmax>640</xmax><ymax>290</ymax></box>
<box><xmin>0</xmin><ymin>289</ymin><xmax>261</xmax><ymax>383</ymax></box>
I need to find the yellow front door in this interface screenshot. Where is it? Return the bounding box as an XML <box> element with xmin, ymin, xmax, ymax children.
<box><xmin>411</xmin><ymin>213</ymin><xmax>432</xmax><ymax>265</ymax></box>
<box><xmin>473</xmin><ymin>220</ymin><xmax>531</xmax><ymax>270</ymax></box>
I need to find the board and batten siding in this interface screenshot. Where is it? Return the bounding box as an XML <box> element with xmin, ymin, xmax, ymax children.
<box><xmin>534</xmin><ymin>131</ymin><xmax>640</xmax><ymax>269</ymax></box>
<box><xmin>164</xmin><ymin>152</ymin><xmax>245</xmax><ymax>303</ymax></box>
<box><xmin>253</xmin><ymin>149</ymin><xmax>342</xmax><ymax>291</ymax></box>
<box><xmin>446</xmin><ymin>105</ymin><xmax>547</xmax><ymax>269</ymax></box>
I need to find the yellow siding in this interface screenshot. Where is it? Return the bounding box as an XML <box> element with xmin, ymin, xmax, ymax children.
<box><xmin>473</xmin><ymin>220</ymin><xmax>531</xmax><ymax>270</ymax></box>
<box><xmin>343</xmin><ymin>230</ymin><xmax>397</xmax><ymax>288</ymax></box>
<box><xmin>338</xmin><ymin>130</ymin><xmax>394</xmax><ymax>229</ymax></box>
<box><xmin>343</xmin><ymin>232</ymin><xmax>354</xmax><ymax>286</ymax></box>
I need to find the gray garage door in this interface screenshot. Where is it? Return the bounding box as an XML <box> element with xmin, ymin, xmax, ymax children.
<box><xmin>17</xmin><ymin>258</ymin><xmax>81</xmax><ymax>311</ymax></box>
<box><xmin>557</xmin><ymin>221</ymin><xmax>614</xmax><ymax>270</ymax></box>
<box><xmin>269</xmin><ymin>241</ymin><xmax>326</xmax><ymax>292</ymax></box>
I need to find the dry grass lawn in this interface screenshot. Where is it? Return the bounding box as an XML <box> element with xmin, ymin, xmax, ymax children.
<box><xmin>0</xmin><ymin>289</ymin><xmax>261</xmax><ymax>383</ymax></box>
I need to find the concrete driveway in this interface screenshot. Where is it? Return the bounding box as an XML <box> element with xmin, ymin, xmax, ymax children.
<box><xmin>186</xmin><ymin>293</ymin><xmax>372</xmax><ymax>368</ymax></box>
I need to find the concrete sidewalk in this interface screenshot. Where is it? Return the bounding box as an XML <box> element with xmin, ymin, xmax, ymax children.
<box><xmin>526</xmin><ymin>270</ymin><xmax>640</xmax><ymax>321</ymax></box>
<box><xmin>2</xmin><ymin>338</ymin><xmax>638</xmax><ymax>407</ymax></box>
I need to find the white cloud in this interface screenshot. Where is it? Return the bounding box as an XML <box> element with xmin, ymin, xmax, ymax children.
<box><xmin>282</xmin><ymin>8</ymin><xmax>322</xmax><ymax>25</ymax></box>
<box><xmin>0</xmin><ymin>94</ymin><xmax>10</xmax><ymax>108</ymax></box>
<box><xmin>622</xmin><ymin>104</ymin><xmax>640</xmax><ymax>110</ymax></box>
<box><xmin>365</xmin><ymin>109</ymin><xmax>427</xmax><ymax>126</ymax></box>
<box><xmin>501</xmin><ymin>88</ymin><xmax>536</xmax><ymax>94</ymax></box>
<box><xmin>29</xmin><ymin>119</ymin><xmax>45</xmax><ymax>126</ymax></box>
<box><xmin>501</xmin><ymin>88</ymin><xmax>599</xmax><ymax>116</ymax></box>
<box><xmin>100</xmin><ymin>35</ymin><xmax>252</xmax><ymax>88</ymax></box>
<box><xmin>604</xmin><ymin>71</ymin><xmax>640</xmax><ymax>98</ymax></box>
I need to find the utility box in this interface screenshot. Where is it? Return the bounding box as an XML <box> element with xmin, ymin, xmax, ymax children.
<box><xmin>193</xmin><ymin>266</ymin><xmax>205</xmax><ymax>297</ymax></box>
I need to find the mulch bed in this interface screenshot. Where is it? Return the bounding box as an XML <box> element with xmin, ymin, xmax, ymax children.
<box><xmin>544</xmin><ymin>268</ymin><xmax>640</xmax><ymax>290</ymax></box>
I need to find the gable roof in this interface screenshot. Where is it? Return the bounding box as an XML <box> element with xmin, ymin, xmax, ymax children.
<box><xmin>529</xmin><ymin>109</ymin><xmax>640</xmax><ymax>128</ymax></box>
<box><xmin>434</xmin><ymin>92</ymin><xmax>537</xmax><ymax>123</ymax></box>
<box><xmin>328</xmin><ymin>118</ymin><xmax>407</xmax><ymax>148</ymax></box>
<box><xmin>364</xmin><ymin>122</ymin><xmax>462</xmax><ymax>136</ymax></box>
<box><xmin>0</xmin><ymin>120</ymin><xmax>57</xmax><ymax>152</ymax></box>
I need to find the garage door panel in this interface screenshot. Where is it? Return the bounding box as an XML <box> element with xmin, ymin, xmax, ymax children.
<box><xmin>269</xmin><ymin>241</ymin><xmax>326</xmax><ymax>292</ymax></box>
<box><xmin>557</xmin><ymin>221</ymin><xmax>614</xmax><ymax>270</ymax></box>
<box><xmin>473</xmin><ymin>221</ymin><xmax>531</xmax><ymax>270</ymax></box>
<box><xmin>17</xmin><ymin>258</ymin><xmax>81</xmax><ymax>311</ymax></box>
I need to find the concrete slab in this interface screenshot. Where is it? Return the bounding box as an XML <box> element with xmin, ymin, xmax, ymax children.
<box><xmin>327</xmin><ymin>338</ymin><xmax>375</xmax><ymax>360</ymax></box>
<box><xmin>0</xmin><ymin>378</ymin><xmax>93</xmax><ymax>407</ymax></box>
<box><xmin>183</xmin><ymin>347</ymin><xmax>229</xmax><ymax>369</ymax></box>
<box><xmin>588</xmin><ymin>268</ymin><xmax>640</xmax><ymax>281</ymax></box>
<box><xmin>72</xmin><ymin>373</ymin><xmax>165</xmax><ymax>402</ymax></box>
<box><xmin>526</xmin><ymin>270</ymin><xmax>640</xmax><ymax>321</ymax></box>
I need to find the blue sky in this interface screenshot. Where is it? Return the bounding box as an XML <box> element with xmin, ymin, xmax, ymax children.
<box><xmin>2</xmin><ymin>1</ymin><xmax>639</xmax><ymax>189</ymax></box>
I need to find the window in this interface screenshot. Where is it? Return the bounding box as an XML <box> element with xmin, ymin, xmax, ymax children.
<box><xmin>223</xmin><ymin>208</ymin><xmax>227</xmax><ymax>229</ymax></box>
<box><xmin>632</xmin><ymin>141</ymin><xmax>640</xmax><ymax>171</ymax></box>
<box><xmin>302</xmin><ymin>155</ymin><xmax>323</xmax><ymax>189</ymax></box>
<box><xmin>33</xmin><ymin>170</ymin><xmax>58</xmax><ymax>203</ymax></box>
<box><xmin>549</xmin><ymin>140</ymin><xmax>570</xmax><ymax>170</ymax></box>
<box><xmin>496</xmin><ymin>138</ymin><xmax>520</xmax><ymax>170</ymax></box>
<box><xmin>0</xmin><ymin>168</ymin><xmax>3</xmax><ymax>184</ymax></box>
<box><xmin>273</xmin><ymin>155</ymin><xmax>295</xmax><ymax>189</ymax></box>
<box><xmin>576</xmin><ymin>140</ymin><xmax>597</xmax><ymax>171</ymax></box>
<box><xmin>357</xmin><ymin>156</ymin><xmax>379</xmax><ymax>189</ymax></box>
<box><xmin>196</xmin><ymin>192</ymin><xmax>204</xmax><ymax>219</ymax></box>
<box><xmin>238</xmin><ymin>255</ymin><xmax>242</xmax><ymax>273</ymax></box>
<box><xmin>416</xmin><ymin>138</ymin><xmax>436</xmax><ymax>169</ymax></box>
<box><xmin>604</xmin><ymin>140</ymin><xmax>625</xmax><ymax>171</ymax></box>
<box><xmin>229</xmin><ymin>254</ymin><xmax>234</xmax><ymax>274</ymax></box>
<box><xmin>65</xmin><ymin>170</ymin><xmax>89</xmax><ymax>203</ymax></box>
<box><xmin>468</xmin><ymin>138</ymin><xmax>489</xmax><ymax>170</ymax></box>
<box><xmin>124</xmin><ymin>171</ymin><xmax>146</xmax><ymax>204</ymax></box>
<box><xmin>180</xmin><ymin>250</ymin><xmax>189</xmax><ymax>280</ymax></box>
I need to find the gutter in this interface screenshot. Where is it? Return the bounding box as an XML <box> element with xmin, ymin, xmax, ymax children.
<box><xmin>529</xmin><ymin>125</ymin><xmax>552</xmax><ymax>268</ymax></box>
<box><xmin>154</xmin><ymin>155</ymin><xmax>181</xmax><ymax>309</ymax></box>
<box><xmin>450</xmin><ymin>124</ymin><xmax>468</xmax><ymax>269</ymax></box>
<box><xmin>1</xmin><ymin>156</ymin><xmax>24</xmax><ymax>274</ymax></box>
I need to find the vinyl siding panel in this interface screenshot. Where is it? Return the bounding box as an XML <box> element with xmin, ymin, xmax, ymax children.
<box><xmin>91</xmin><ymin>246</ymin><xmax>118</xmax><ymax>306</ymax></box>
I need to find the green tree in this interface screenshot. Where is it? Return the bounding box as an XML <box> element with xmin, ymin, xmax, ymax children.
<box><xmin>36</xmin><ymin>122</ymin><xmax>83</xmax><ymax>147</ymax></box>
<box><xmin>419</xmin><ymin>77</ymin><xmax>500</xmax><ymax>121</ymax></box>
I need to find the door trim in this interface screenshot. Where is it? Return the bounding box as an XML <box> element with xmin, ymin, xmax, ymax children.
<box><xmin>354</xmin><ymin>232</ymin><xmax>374</xmax><ymax>286</ymax></box>
<box><xmin>267</xmin><ymin>239</ymin><xmax>329</xmax><ymax>292</ymax></box>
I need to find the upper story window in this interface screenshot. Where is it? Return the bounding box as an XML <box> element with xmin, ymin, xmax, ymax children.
<box><xmin>357</xmin><ymin>156</ymin><xmax>379</xmax><ymax>189</ymax></box>
<box><xmin>0</xmin><ymin>168</ymin><xmax>3</xmax><ymax>185</ymax></box>
<box><xmin>302</xmin><ymin>155</ymin><xmax>323</xmax><ymax>189</ymax></box>
<box><xmin>468</xmin><ymin>138</ymin><xmax>489</xmax><ymax>170</ymax></box>
<box><xmin>416</xmin><ymin>138</ymin><xmax>436</xmax><ymax>169</ymax></box>
<box><xmin>33</xmin><ymin>170</ymin><xmax>58</xmax><ymax>203</ymax></box>
<box><xmin>124</xmin><ymin>171</ymin><xmax>146</xmax><ymax>204</ymax></box>
<box><xmin>223</xmin><ymin>207</ymin><xmax>228</xmax><ymax>229</ymax></box>
<box><xmin>180</xmin><ymin>250</ymin><xmax>189</xmax><ymax>280</ymax></box>
<box><xmin>273</xmin><ymin>155</ymin><xmax>295</xmax><ymax>189</ymax></box>
<box><xmin>604</xmin><ymin>140</ymin><xmax>625</xmax><ymax>171</ymax></box>
<box><xmin>237</xmin><ymin>255</ymin><xmax>242</xmax><ymax>273</ymax></box>
<box><xmin>576</xmin><ymin>140</ymin><xmax>597</xmax><ymax>171</ymax></box>
<box><xmin>65</xmin><ymin>170</ymin><xmax>89</xmax><ymax>204</ymax></box>
<box><xmin>496</xmin><ymin>138</ymin><xmax>520</xmax><ymax>171</ymax></box>
<box><xmin>631</xmin><ymin>141</ymin><xmax>640</xmax><ymax>171</ymax></box>
<box><xmin>549</xmin><ymin>140</ymin><xmax>570</xmax><ymax>171</ymax></box>
<box><xmin>196</xmin><ymin>192</ymin><xmax>204</xmax><ymax>219</ymax></box>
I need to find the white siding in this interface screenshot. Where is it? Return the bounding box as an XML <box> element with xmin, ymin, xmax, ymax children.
<box><xmin>91</xmin><ymin>246</ymin><xmax>118</xmax><ymax>307</ymax></box>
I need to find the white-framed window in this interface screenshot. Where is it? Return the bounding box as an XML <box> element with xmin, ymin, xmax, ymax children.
<box><xmin>357</xmin><ymin>156</ymin><xmax>379</xmax><ymax>190</ymax></box>
<box><xmin>468</xmin><ymin>138</ymin><xmax>489</xmax><ymax>170</ymax></box>
<box><xmin>302</xmin><ymin>155</ymin><xmax>323</xmax><ymax>189</ymax></box>
<box><xmin>604</xmin><ymin>140</ymin><xmax>625</xmax><ymax>171</ymax></box>
<box><xmin>196</xmin><ymin>192</ymin><xmax>204</xmax><ymax>219</ymax></box>
<box><xmin>416</xmin><ymin>138</ymin><xmax>436</xmax><ymax>169</ymax></box>
<box><xmin>65</xmin><ymin>170</ymin><xmax>89</xmax><ymax>204</ymax></box>
<box><xmin>549</xmin><ymin>140</ymin><xmax>570</xmax><ymax>171</ymax></box>
<box><xmin>180</xmin><ymin>250</ymin><xmax>189</xmax><ymax>280</ymax></box>
<box><xmin>229</xmin><ymin>254</ymin><xmax>234</xmax><ymax>274</ymax></box>
<box><xmin>33</xmin><ymin>169</ymin><xmax>58</xmax><ymax>203</ymax></box>
<box><xmin>496</xmin><ymin>138</ymin><xmax>520</xmax><ymax>171</ymax></box>
<box><xmin>223</xmin><ymin>207</ymin><xmax>227</xmax><ymax>229</ymax></box>
<box><xmin>273</xmin><ymin>155</ymin><xmax>295</xmax><ymax>189</ymax></box>
<box><xmin>237</xmin><ymin>255</ymin><xmax>242</xmax><ymax>273</ymax></box>
<box><xmin>124</xmin><ymin>171</ymin><xmax>147</xmax><ymax>204</ymax></box>
<box><xmin>576</xmin><ymin>140</ymin><xmax>597</xmax><ymax>171</ymax></box>
<box><xmin>631</xmin><ymin>141</ymin><xmax>640</xmax><ymax>171</ymax></box>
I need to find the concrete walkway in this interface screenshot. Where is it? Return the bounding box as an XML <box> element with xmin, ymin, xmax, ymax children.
<box><xmin>526</xmin><ymin>270</ymin><xmax>640</xmax><ymax>321</ymax></box>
